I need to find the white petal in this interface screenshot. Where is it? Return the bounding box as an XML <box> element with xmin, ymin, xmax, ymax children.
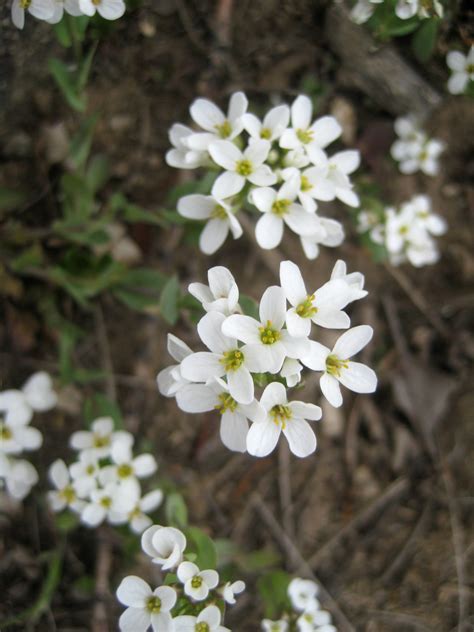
<box><xmin>176</xmin><ymin>384</ymin><xmax>218</xmax><ymax>413</ymax></box>
<box><xmin>292</xmin><ymin>95</ymin><xmax>312</xmax><ymax>130</ymax></box>
<box><xmin>241</xmin><ymin>112</ymin><xmax>262</xmax><ymax>138</ymax></box>
<box><xmin>49</xmin><ymin>459</ymin><xmax>69</xmax><ymax>489</ymax></box>
<box><xmin>178</xmin><ymin>195</ymin><xmax>214</xmax><ymax>220</ymax></box>
<box><xmin>133</xmin><ymin>454</ymin><xmax>157</xmax><ymax>478</ymax></box>
<box><xmin>279</xmin><ymin>260</ymin><xmax>307</xmax><ymax>306</ymax></box>
<box><xmin>211</xmin><ymin>171</ymin><xmax>245</xmax><ymax>199</ymax></box>
<box><xmin>330</xmin><ymin>150</ymin><xmax>360</xmax><ymax>174</ymax></box>
<box><xmin>118</xmin><ymin>607</ymin><xmax>151</xmax><ymax>632</ymax></box>
<box><xmin>320</xmin><ymin>373</ymin><xmax>343</xmax><ymax>408</ymax></box>
<box><xmin>338</xmin><ymin>361</ymin><xmax>377</xmax><ymax>393</ymax></box>
<box><xmin>11</xmin><ymin>1</ymin><xmax>25</xmax><ymax>29</ymax></box>
<box><xmin>178</xmin><ymin>561</ymin><xmax>199</xmax><ymax>583</ymax></box>
<box><xmin>264</xmin><ymin>104</ymin><xmax>290</xmax><ymax>138</ymax></box>
<box><xmin>260</xmin><ymin>382</ymin><xmax>287</xmax><ymax>410</ymax></box>
<box><xmin>333</xmin><ymin>325</ymin><xmax>373</xmax><ymax>359</ymax></box>
<box><xmin>220</xmin><ymin>411</ymin><xmax>248</xmax><ymax>452</ymax></box>
<box><xmin>446</xmin><ymin>50</ymin><xmax>466</xmax><ymax>71</ymax></box>
<box><xmin>116</xmin><ymin>576</ymin><xmax>151</xmax><ymax>607</ymax></box>
<box><xmin>167</xmin><ymin>334</ymin><xmax>192</xmax><ymax>362</ymax></box>
<box><xmin>285</xmin><ymin>206</ymin><xmax>322</xmax><ymax>236</ymax></box>
<box><xmin>313</xmin><ymin>308</ymin><xmax>350</xmax><ymax>329</ymax></box>
<box><xmin>198</xmin><ymin>311</ymin><xmax>234</xmax><ymax>353</ymax></box>
<box><xmin>244</xmin><ymin>139</ymin><xmax>270</xmax><ymax>165</ymax></box>
<box><xmin>290</xmin><ymin>401</ymin><xmax>322</xmax><ymax>420</ymax></box>
<box><xmin>255</xmin><ymin>213</ymin><xmax>284</xmax><ymax>250</ymax></box>
<box><xmin>29</xmin><ymin>0</ymin><xmax>55</xmax><ymax>19</ymax></box>
<box><xmin>208</xmin><ymin>266</ymin><xmax>235</xmax><ymax>298</ymax></box>
<box><xmin>190</xmin><ymin>98</ymin><xmax>225</xmax><ymax>131</ymax></box>
<box><xmin>151</xmin><ymin>613</ymin><xmax>174</xmax><ymax>632</ymax></box>
<box><xmin>248</xmin><ymin>165</ymin><xmax>277</xmax><ymax>187</ymax></box>
<box><xmin>260</xmin><ymin>286</ymin><xmax>286</xmax><ymax>329</ymax></box>
<box><xmin>155</xmin><ymin>585</ymin><xmax>178</xmax><ymax>612</ymax></box>
<box><xmin>198</xmin><ymin>604</ymin><xmax>221</xmax><ymax>626</ymax></box>
<box><xmin>246</xmin><ymin>419</ymin><xmax>281</xmax><ymax>457</ymax></box>
<box><xmin>200</xmin><ymin>569</ymin><xmax>219</xmax><ymax>589</ymax></box>
<box><xmin>209</xmin><ymin>140</ymin><xmax>241</xmax><ymax>170</ymax></box>
<box><xmin>243</xmin><ymin>343</ymin><xmax>286</xmax><ymax>374</ymax></box>
<box><xmin>310</xmin><ymin>116</ymin><xmax>342</xmax><ymax>148</ymax></box>
<box><xmin>335</xmin><ymin>186</ymin><xmax>360</xmax><ymax>208</ymax></box>
<box><xmin>222</xmin><ymin>315</ymin><xmax>260</xmax><ymax>344</ymax></box>
<box><xmin>279</xmin><ymin>128</ymin><xmax>300</xmax><ymax>149</ymax></box>
<box><xmin>448</xmin><ymin>72</ymin><xmax>468</xmax><ymax>95</ymax></box>
<box><xmin>22</xmin><ymin>371</ymin><xmax>57</xmax><ymax>411</ymax></box>
<box><xmin>96</xmin><ymin>0</ymin><xmax>125</xmax><ymax>20</ymax></box>
<box><xmin>283</xmin><ymin>418</ymin><xmax>316</xmax><ymax>457</ymax></box>
<box><xmin>227</xmin><ymin>366</ymin><xmax>254</xmax><ymax>405</ymax></box>
<box><xmin>200</xmin><ymin>219</ymin><xmax>229</xmax><ymax>255</ymax></box>
<box><xmin>286</xmin><ymin>308</ymin><xmax>312</xmax><ymax>338</ymax></box>
<box><xmin>15</xmin><ymin>426</ymin><xmax>43</xmax><ymax>451</ymax></box>
<box><xmin>251</xmin><ymin>187</ymin><xmax>276</xmax><ymax>213</ymax></box>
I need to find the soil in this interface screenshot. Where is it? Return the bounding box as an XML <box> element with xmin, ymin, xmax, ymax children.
<box><xmin>0</xmin><ymin>1</ymin><xmax>473</xmax><ymax>631</ymax></box>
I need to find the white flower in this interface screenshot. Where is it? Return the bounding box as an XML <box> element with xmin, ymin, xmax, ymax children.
<box><xmin>177</xmin><ymin>192</ymin><xmax>242</xmax><ymax>255</ymax></box>
<box><xmin>247</xmin><ymin>382</ymin><xmax>321</xmax><ymax>458</ymax></box>
<box><xmin>69</xmin><ymin>450</ymin><xmax>100</xmax><ymax>497</ymax></box>
<box><xmin>0</xmin><ymin>454</ymin><xmax>38</xmax><ymax>500</ymax></box>
<box><xmin>210</xmin><ymin>139</ymin><xmax>276</xmax><ymax>198</ymax></box>
<box><xmin>187</xmin><ymin>92</ymin><xmax>248</xmax><ymax>150</ymax></box>
<box><xmin>262</xmin><ymin>620</ymin><xmax>289</xmax><ymax>632</ymax></box>
<box><xmin>300</xmin><ymin>218</ymin><xmax>345</xmax><ymax>260</ymax></box>
<box><xmin>46</xmin><ymin>0</ymin><xmax>82</xmax><ymax>23</ymax></box>
<box><xmin>48</xmin><ymin>459</ymin><xmax>85</xmax><ymax>513</ymax></box>
<box><xmin>78</xmin><ymin>0</ymin><xmax>125</xmax><ymax>19</ymax></box>
<box><xmin>11</xmin><ymin>0</ymin><xmax>54</xmax><ymax>29</ymax></box>
<box><xmin>177</xmin><ymin>561</ymin><xmax>219</xmax><ymax>601</ymax></box>
<box><xmin>222</xmin><ymin>579</ymin><xmax>245</xmax><ymax>604</ymax></box>
<box><xmin>141</xmin><ymin>525</ymin><xmax>187</xmax><ymax>570</ymax></box>
<box><xmin>279</xmin><ymin>95</ymin><xmax>341</xmax><ymax>159</ymax></box>
<box><xmin>81</xmin><ymin>480</ymin><xmax>135</xmax><ymax>527</ymax></box>
<box><xmin>188</xmin><ymin>265</ymin><xmax>240</xmax><ymax>316</ymax></box>
<box><xmin>330</xmin><ymin>259</ymin><xmax>368</xmax><ymax>302</ymax></box>
<box><xmin>127</xmin><ymin>489</ymin><xmax>164</xmax><ymax>534</ymax></box>
<box><xmin>297</xmin><ymin>604</ymin><xmax>333</xmax><ymax>632</ymax></box>
<box><xmin>403</xmin><ymin>195</ymin><xmax>447</xmax><ymax>237</ymax></box>
<box><xmin>324</xmin><ymin>150</ymin><xmax>360</xmax><ymax>208</ymax></box>
<box><xmin>391</xmin><ymin>118</ymin><xmax>444</xmax><ymax>176</ymax></box>
<box><xmin>288</xmin><ymin>578</ymin><xmax>319</xmax><ymax>611</ymax></box>
<box><xmin>281</xmin><ymin>164</ymin><xmax>335</xmax><ymax>213</ymax></box>
<box><xmin>174</xmin><ymin>605</ymin><xmax>229</xmax><ymax>632</ymax></box>
<box><xmin>157</xmin><ymin>334</ymin><xmax>193</xmax><ymax>398</ymax></box>
<box><xmin>176</xmin><ymin>378</ymin><xmax>265</xmax><ymax>453</ymax></box>
<box><xmin>280</xmin><ymin>260</ymin><xmax>353</xmax><ymax>337</ymax></box>
<box><xmin>21</xmin><ymin>371</ymin><xmax>57</xmax><ymax>412</ymax></box>
<box><xmin>252</xmin><ymin>178</ymin><xmax>323</xmax><ymax>250</ymax></box>
<box><xmin>280</xmin><ymin>357</ymin><xmax>303</xmax><ymax>388</ymax></box>
<box><xmin>181</xmin><ymin>311</ymin><xmax>256</xmax><ymax>404</ymax></box>
<box><xmin>0</xmin><ymin>391</ymin><xmax>41</xmax><ymax>455</ymax></box>
<box><xmin>350</xmin><ymin>0</ymin><xmax>382</xmax><ymax>24</ymax></box>
<box><xmin>395</xmin><ymin>0</ymin><xmax>418</xmax><ymax>19</ymax></box>
<box><xmin>447</xmin><ymin>46</ymin><xmax>474</xmax><ymax>95</ymax></box>
<box><xmin>166</xmin><ymin>124</ymin><xmax>209</xmax><ymax>169</ymax></box>
<box><xmin>99</xmin><ymin>441</ymin><xmax>157</xmax><ymax>487</ymax></box>
<box><xmin>302</xmin><ymin>325</ymin><xmax>377</xmax><ymax>408</ymax></box>
<box><xmin>283</xmin><ymin>147</ymin><xmax>311</xmax><ymax>169</ymax></box>
<box><xmin>116</xmin><ymin>576</ymin><xmax>176</xmax><ymax>632</ymax></box>
<box><xmin>241</xmin><ymin>104</ymin><xmax>290</xmax><ymax>142</ymax></box>
<box><xmin>69</xmin><ymin>416</ymin><xmax>133</xmax><ymax>458</ymax></box>
<box><xmin>222</xmin><ymin>286</ymin><xmax>309</xmax><ymax>374</ymax></box>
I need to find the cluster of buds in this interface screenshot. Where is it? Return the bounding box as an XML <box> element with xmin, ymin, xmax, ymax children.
<box><xmin>116</xmin><ymin>524</ymin><xmax>244</xmax><ymax>631</ymax></box>
<box><xmin>0</xmin><ymin>372</ymin><xmax>57</xmax><ymax>500</ymax></box>
<box><xmin>158</xmin><ymin>262</ymin><xmax>377</xmax><ymax>458</ymax></box>
<box><xmin>167</xmin><ymin>93</ymin><xmax>361</xmax><ymax>259</ymax></box>
<box><xmin>48</xmin><ymin>417</ymin><xmax>163</xmax><ymax>534</ymax></box>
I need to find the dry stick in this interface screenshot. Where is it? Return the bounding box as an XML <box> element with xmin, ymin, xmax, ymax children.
<box><xmin>308</xmin><ymin>478</ymin><xmax>410</xmax><ymax>569</ymax></box>
<box><xmin>381</xmin><ymin>499</ymin><xmax>434</xmax><ymax>586</ymax></box>
<box><xmin>91</xmin><ymin>304</ymin><xmax>116</xmax><ymax>632</ymax></box>
<box><xmin>383</xmin><ymin>262</ymin><xmax>449</xmax><ymax>339</ymax></box>
<box><xmin>251</xmin><ymin>492</ymin><xmax>356</xmax><ymax>632</ymax></box>
<box><xmin>440</xmin><ymin>454</ymin><xmax>468</xmax><ymax>631</ymax></box>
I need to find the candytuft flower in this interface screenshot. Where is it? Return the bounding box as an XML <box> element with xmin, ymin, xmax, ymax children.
<box><xmin>11</xmin><ymin>0</ymin><xmax>55</xmax><ymax>29</ymax></box>
<box><xmin>446</xmin><ymin>46</ymin><xmax>474</xmax><ymax>95</ymax></box>
<box><xmin>141</xmin><ymin>525</ymin><xmax>187</xmax><ymax>570</ymax></box>
<box><xmin>116</xmin><ymin>576</ymin><xmax>176</xmax><ymax>632</ymax></box>
<box><xmin>177</xmin><ymin>561</ymin><xmax>219</xmax><ymax>601</ymax></box>
<box><xmin>188</xmin><ymin>92</ymin><xmax>248</xmax><ymax>149</ymax></box>
<box><xmin>78</xmin><ymin>0</ymin><xmax>125</xmax><ymax>20</ymax></box>
<box><xmin>188</xmin><ymin>265</ymin><xmax>240</xmax><ymax>316</ymax></box>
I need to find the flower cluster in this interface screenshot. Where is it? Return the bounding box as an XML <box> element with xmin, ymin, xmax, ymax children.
<box><xmin>446</xmin><ymin>46</ymin><xmax>474</xmax><ymax>95</ymax></box>
<box><xmin>390</xmin><ymin>116</ymin><xmax>444</xmax><ymax>176</ymax></box>
<box><xmin>0</xmin><ymin>372</ymin><xmax>57</xmax><ymax>500</ymax></box>
<box><xmin>350</xmin><ymin>0</ymin><xmax>443</xmax><ymax>24</ymax></box>
<box><xmin>262</xmin><ymin>577</ymin><xmax>336</xmax><ymax>632</ymax></box>
<box><xmin>358</xmin><ymin>194</ymin><xmax>447</xmax><ymax>267</ymax></box>
<box><xmin>48</xmin><ymin>417</ymin><xmax>163</xmax><ymax>533</ymax></box>
<box><xmin>11</xmin><ymin>0</ymin><xmax>125</xmax><ymax>30</ymax></box>
<box><xmin>167</xmin><ymin>93</ymin><xmax>361</xmax><ymax>259</ymax></box>
<box><xmin>158</xmin><ymin>263</ymin><xmax>376</xmax><ymax>458</ymax></box>
<box><xmin>116</xmin><ymin>524</ymin><xmax>244</xmax><ymax>631</ymax></box>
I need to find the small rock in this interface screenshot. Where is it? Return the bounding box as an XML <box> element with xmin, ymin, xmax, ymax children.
<box><xmin>331</xmin><ymin>96</ymin><xmax>357</xmax><ymax>145</ymax></box>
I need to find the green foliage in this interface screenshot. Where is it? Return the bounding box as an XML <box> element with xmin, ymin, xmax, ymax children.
<box><xmin>160</xmin><ymin>276</ymin><xmax>181</xmax><ymax>324</ymax></box>
<box><xmin>412</xmin><ymin>18</ymin><xmax>439</xmax><ymax>62</ymax></box>
<box><xmin>83</xmin><ymin>394</ymin><xmax>124</xmax><ymax>427</ymax></box>
<box><xmin>186</xmin><ymin>527</ymin><xmax>218</xmax><ymax>570</ymax></box>
<box><xmin>165</xmin><ymin>492</ymin><xmax>189</xmax><ymax>529</ymax></box>
<box><xmin>240</xmin><ymin>294</ymin><xmax>260</xmax><ymax>320</ymax></box>
<box><xmin>257</xmin><ymin>570</ymin><xmax>292</xmax><ymax>619</ymax></box>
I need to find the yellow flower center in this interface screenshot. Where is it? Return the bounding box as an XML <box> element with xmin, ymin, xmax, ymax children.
<box><xmin>221</xmin><ymin>349</ymin><xmax>245</xmax><ymax>372</ymax></box>
<box><xmin>20</xmin><ymin>0</ymin><xmax>31</xmax><ymax>8</ymax></box>
<box><xmin>215</xmin><ymin>120</ymin><xmax>232</xmax><ymax>139</ymax></box>
<box><xmin>260</xmin><ymin>127</ymin><xmax>272</xmax><ymax>139</ymax></box>
<box><xmin>93</xmin><ymin>434</ymin><xmax>110</xmax><ymax>449</ymax></box>
<box><xmin>236</xmin><ymin>159</ymin><xmax>253</xmax><ymax>176</ymax></box>
<box><xmin>326</xmin><ymin>354</ymin><xmax>349</xmax><ymax>377</ymax></box>
<box><xmin>146</xmin><ymin>596</ymin><xmax>162</xmax><ymax>613</ymax></box>
<box><xmin>92</xmin><ymin>0</ymin><xmax>102</xmax><ymax>6</ymax></box>
<box><xmin>117</xmin><ymin>463</ymin><xmax>133</xmax><ymax>479</ymax></box>
<box><xmin>398</xmin><ymin>225</ymin><xmax>409</xmax><ymax>235</ymax></box>
<box><xmin>295</xmin><ymin>294</ymin><xmax>317</xmax><ymax>318</ymax></box>
<box><xmin>0</xmin><ymin>423</ymin><xmax>12</xmax><ymax>441</ymax></box>
<box><xmin>86</xmin><ymin>464</ymin><xmax>95</xmax><ymax>475</ymax></box>
<box><xmin>215</xmin><ymin>393</ymin><xmax>238</xmax><ymax>414</ymax></box>
<box><xmin>296</xmin><ymin>128</ymin><xmax>314</xmax><ymax>144</ymax></box>
<box><xmin>61</xmin><ymin>485</ymin><xmax>76</xmax><ymax>504</ymax></box>
<box><xmin>270</xmin><ymin>404</ymin><xmax>292</xmax><ymax>429</ymax></box>
<box><xmin>211</xmin><ymin>204</ymin><xmax>228</xmax><ymax>220</ymax></box>
<box><xmin>300</xmin><ymin>175</ymin><xmax>312</xmax><ymax>192</ymax></box>
<box><xmin>259</xmin><ymin>321</ymin><xmax>281</xmax><ymax>345</ymax></box>
<box><xmin>196</xmin><ymin>624</ymin><xmax>210</xmax><ymax>632</ymax></box>
<box><xmin>100</xmin><ymin>496</ymin><xmax>112</xmax><ymax>508</ymax></box>
<box><xmin>271</xmin><ymin>199</ymin><xmax>291</xmax><ymax>216</ymax></box>
<box><xmin>191</xmin><ymin>576</ymin><xmax>203</xmax><ymax>588</ymax></box>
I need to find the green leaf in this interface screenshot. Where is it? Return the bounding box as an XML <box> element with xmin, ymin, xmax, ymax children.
<box><xmin>113</xmin><ymin>288</ymin><xmax>159</xmax><ymax>311</ymax></box>
<box><xmin>166</xmin><ymin>172</ymin><xmax>217</xmax><ymax>206</ymax></box>
<box><xmin>239</xmin><ymin>294</ymin><xmax>259</xmax><ymax>319</ymax></box>
<box><xmin>85</xmin><ymin>154</ymin><xmax>110</xmax><ymax>193</ymax></box>
<box><xmin>53</xmin><ymin>20</ymin><xmax>72</xmax><ymax>47</ymax></box>
<box><xmin>69</xmin><ymin>113</ymin><xmax>99</xmax><ymax>169</ymax></box>
<box><xmin>257</xmin><ymin>570</ymin><xmax>291</xmax><ymax>619</ymax></box>
<box><xmin>77</xmin><ymin>42</ymin><xmax>97</xmax><ymax>92</ymax></box>
<box><xmin>109</xmin><ymin>193</ymin><xmax>165</xmax><ymax>226</ymax></box>
<box><xmin>165</xmin><ymin>492</ymin><xmax>188</xmax><ymax>529</ymax></box>
<box><xmin>121</xmin><ymin>267</ymin><xmax>167</xmax><ymax>291</ymax></box>
<box><xmin>83</xmin><ymin>394</ymin><xmax>123</xmax><ymax>428</ymax></box>
<box><xmin>10</xmin><ymin>244</ymin><xmax>44</xmax><ymax>272</ymax></box>
<box><xmin>159</xmin><ymin>275</ymin><xmax>180</xmax><ymax>324</ymax></box>
<box><xmin>186</xmin><ymin>527</ymin><xmax>217</xmax><ymax>570</ymax></box>
<box><xmin>412</xmin><ymin>18</ymin><xmax>439</xmax><ymax>62</ymax></box>
<box><xmin>48</xmin><ymin>58</ymin><xmax>86</xmax><ymax>112</ymax></box>
<box><xmin>0</xmin><ymin>187</ymin><xmax>28</xmax><ymax>214</ymax></box>
<box><xmin>55</xmin><ymin>511</ymin><xmax>79</xmax><ymax>533</ymax></box>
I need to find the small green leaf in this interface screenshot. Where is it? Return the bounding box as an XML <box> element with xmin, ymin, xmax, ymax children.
<box><xmin>159</xmin><ymin>276</ymin><xmax>180</xmax><ymax>324</ymax></box>
<box><xmin>257</xmin><ymin>570</ymin><xmax>292</xmax><ymax>619</ymax></box>
<box><xmin>69</xmin><ymin>113</ymin><xmax>99</xmax><ymax>169</ymax></box>
<box><xmin>85</xmin><ymin>154</ymin><xmax>110</xmax><ymax>193</ymax></box>
<box><xmin>10</xmin><ymin>244</ymin><xmax>44</xmax><ymax>272</ymax></box>
<box><xmin>165</xmin><ymin>492</ymin><xmax>188</xmax><ymax>529</ymax></box>
<box><xmin>239</xmin><ymin>294</ymin><xmax>259</xmax><ymax>319</ymax></box>
<box><xmin>77</xmin><ymin>42</ymin><xmax>97</xmax><ymax>92</ymax></box>
<box><xmin>55</xmin><ymin>511</ymin><xmax>79</xmax><ymax>533</ymax></box>
<box><xmin>53</xmin><ymin>20</ymin><xmax>72</xmax><ymax>47</ymax></box>
<box><xmin>186</xmin><ymin>527</ymin><xmax>217</xmax><ymax>570</ymax></box>
<box><xmin>412</xmin><ymin>18</ymin><xmax>439</xmax><ymax>62</ymax></box>
<box><xmin>83</xmin><ymin>394</ymin><xmax>123</xmax><ymax>427</ymax></box>
<box><xmin>48</xmin><ymin>58</ymin><xmax>86</xmax><ymax>112</ymax></box>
